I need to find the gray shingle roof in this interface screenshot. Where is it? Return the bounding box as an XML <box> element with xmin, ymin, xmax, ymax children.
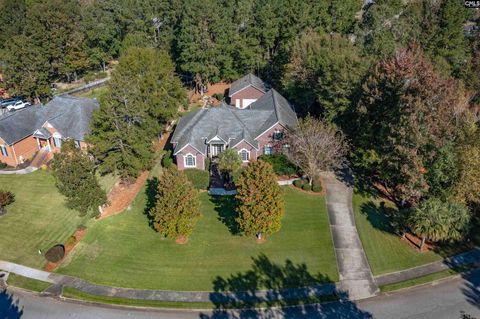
<box><xmin>0</xmin><ymin>95</ymin><xmax>98</xmax><ymax>145</ymax></box>
<box><xmin>228</xmin><ymin>73</ymin><xmax>269</xmax><ymax>97</ymax></box>
<box><xmin>172</xmin><ymin>90</ymin><xmax>297</xmax><ymax>155</ymax></box>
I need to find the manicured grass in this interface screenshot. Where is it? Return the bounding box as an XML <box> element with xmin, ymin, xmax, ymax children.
<box><xmin>353</xmin><ymin>193</ymin><xmax>446</xmax><ymax>275</ymax></box>
<box><xmin>62</xmin><ymin>287</ymin><xmax>214</xmax><ymax>309</ymax></box>
<box><xmin>57</xmin><ymin>186</ymin><xmax>337</xmax><ymax>290</ymax></box>
<box><xmin>62</xmin><ymin>286</ymin><xmax>339</xmax><ymax>309</ymax></box>
<box><xmin>379</xmin><ymin>265</ymin><xmax>475</xmax><ymax>292</ymax></box>
<box><xmin>0</xmin><ymin>171</ymin><xmax>87</xmax><ymax>268</ymax></box>
<box><xmin>6</xmin><ymin>273</ymin><xmax>51</xmax><ymax>292</ymax></box>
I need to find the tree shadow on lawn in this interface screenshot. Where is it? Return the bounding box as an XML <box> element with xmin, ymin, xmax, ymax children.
<box><xmin>210</xmin><ymin>195</ymin><xmax>241</xmax><ymax>235</ymax></box>
<box><xmin>0</xmin><ymin>289</ymin><xmax>24</xmax><ymax>319</ymax></box>
<box><xmin>199</xmin><ymin>254</ymin><xmax>373</xmax><ymax>319</ymax></box>
<box><xmin>144</xmin><ymin>177</ymin><xmax>159</xmax><ymax>230</ymax></box>
<box><xmin>360</xmin><ymin>201</ymin><xmax>399</xmax><ymax>234</ymax></box>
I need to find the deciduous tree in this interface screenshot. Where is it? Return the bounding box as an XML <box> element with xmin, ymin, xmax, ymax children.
<box><xmin>352</xmin><ymin>45</ymin><xmax>472</xmax><ymax>205</ymax></box>
<box><xmin>285</xmin><ymin>116</ymin><xmax>348</xmax><ymax>184</ymax></box>
<box><xmin>235</xmin><ymin>160</ymin><xmax>284</xmax><ymax>240</ymax></box>
<box><xmin>51</xmin><ymin>140</ymin><xmax>106</xmax><ymax>217</ymax></box>
<box><xmin>150</xmin><ymin>167</ymin><xmax>201</xmax><ymax>242</ymax></box>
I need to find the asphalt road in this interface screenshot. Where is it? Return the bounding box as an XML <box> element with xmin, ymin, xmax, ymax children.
<box><xmin>1</xmin><ymin>269</ymin><xmax>479</xmax><ymax>319</ymax></box>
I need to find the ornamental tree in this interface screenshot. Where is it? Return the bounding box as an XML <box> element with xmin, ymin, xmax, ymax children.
<box><xmin>0</xmin><ymin>190</ymin><xmax>15</xmax><ymax>215</ymax></box>
<box><xmin>408</xmin><ymin>198</ymin><xmax>471</xmax><ymax>250</ymax></box>
<box><xmin>51</xmin><ymin>140</ymin><xmax>107</xmax><ymax>217</ymax></box>
<box><xmin>217</xmin><ymin>149</ymin><xmax>242</xmax><ymax>182</ymax></box>
<box><xmin>150</xmin><ymin>167</ymin><xmax>201</xmax><ymax>242</ymax></box>
<box><xmin>235</xmin><ymin>160</ymin><xmax>284</xmax><ymax>240</ymax></box>
<box><xmin>285</xmin><ymin>116</ymin><xmax>348</xmax><ymax>185</ymax></box>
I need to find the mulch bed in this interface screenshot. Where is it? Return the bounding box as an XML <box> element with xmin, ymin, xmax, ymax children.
<box><xmin>44</xmin><ymin>227</ymin><xmax>87</xmax><ymax>272</ymax></box>
<box><xmin>402</xmin><ymin>232</ymin><xmax>434</xmax><ymax>252</ymax></box>
<box><xmin>98</xmin><ymin>132</ymin><xmax>171</xmax><ymax>220</ymax></box>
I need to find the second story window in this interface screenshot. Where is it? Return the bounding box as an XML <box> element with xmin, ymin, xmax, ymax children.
<box><xmin>273</xmin><ymin>130</ymin><xmax>283</xmax><ymax>141</ymax></box>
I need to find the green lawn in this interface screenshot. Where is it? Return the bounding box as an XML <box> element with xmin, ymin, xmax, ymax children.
<box><xmin>57</xmin><ymin>186</ymin><xmax>338</xmax><ymax>290</ymax></box>
<box><xmin>353</xmin><ymin>193</ymin><xmax>444</xmax><ymax>275</ymax></box>
<box><xmin>0</xmin><ymin>171</ymin><xmax>86</xmax><ymax>268</ymax></box>
<box><xmin>7</xmin><ymin>273</ymin><xmax>51</xmax><ymax>292</ymax></box>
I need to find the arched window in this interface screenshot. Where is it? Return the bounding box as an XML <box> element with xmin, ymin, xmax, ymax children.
<box><xmin>185</xmin><ymin>153</ymin><xmax>196</xmax><ymax>167</ymax></box>
<box><xmin>239</xmin><ymin>149</ymin><xmax>250</xmax><ymax>162</ymax></box>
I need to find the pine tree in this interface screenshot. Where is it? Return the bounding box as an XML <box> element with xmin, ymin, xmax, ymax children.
<box><xmin>150</xmin><ymin>167</ymin><xmax>201</xmax><ymax>242</ymax></box>
<box><xmin>235</xmin><ymin>160</ymin><xmax>284</xmax><ymax>240</ymax></box>
<box><xmin>88</xmin><ymin>47</ymin><xmax>186</xmax><ymax>180</ymax></box>
<box><xmin>51</xmin><ymin>140</ymin><xmax>107</xmax><ymax>217</ymax></box>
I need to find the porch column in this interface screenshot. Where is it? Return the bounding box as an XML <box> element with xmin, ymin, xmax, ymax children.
<box><xmin>35</xmin><ymin>137</ymin><xmax>41</xmax><ymax>150</ymax></box>
<box><xmin>47</xmin><ymin>139</ymin><xmax>52</xmax><ymax>152</ymax></box>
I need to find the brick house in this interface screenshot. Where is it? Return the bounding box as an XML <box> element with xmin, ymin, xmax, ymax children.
<box><xmin>171</xmin><ymin>75</ymin><xmax>297</xmax><ymax>170</ymax></box>
<box><xmin>0</xmin><ymin>95</ymin><xmax>98</xmax><ymax>167</ymax></box>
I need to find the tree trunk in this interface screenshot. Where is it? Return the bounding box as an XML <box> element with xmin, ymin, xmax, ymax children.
<box><xmin>0</xmin><ymin>205</ymin><xmax>5</xmax><ymax>216</ymax></box>
<box><xmin>256</xmin><ymin>232</ymin><xmax>262</xmax><ymax>240</ymax></box>
<box><xmin>420</xmin><ymin>236</ymin><xmax>426</xmax><ymax>251</ymax></box>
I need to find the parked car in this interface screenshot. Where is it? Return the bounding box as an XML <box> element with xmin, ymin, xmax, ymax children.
<box><xmin>7</xmin><ymin>100</ymin><xmax>31</xmax><ymax>111</ymax></box>
<box><xmin>0</xmin><ymin>97</ymin><xmax>21</xmax><ymax>109</ymax></box>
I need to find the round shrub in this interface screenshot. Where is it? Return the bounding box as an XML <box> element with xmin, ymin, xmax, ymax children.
<box><xmin>312</xmin><ymin>185</ymin><xmax>322</xmax><ymax>193</ymax></box>
<box><xmin>302</xmin><ymin>183</ymin><xmax>312</xmax><ymax>191</ymax></box>
<box><xmin>293</xmin><ymin>179</ymin><xmax>305</xmax><ymax>188</ymax></box>
<box><xmin>45</xmin><ymin>244</ymin><xmax>65</xmax><ymax>263</ymax></box>
<box><xmin>184</xmin><ymin>169</ymin><xmax>210</xmax><ymax>190</ymax></box>
<box><xmin>0</xmin><ymin>163</ymin><xmax>7</xmax><ymax>169</ymax></box>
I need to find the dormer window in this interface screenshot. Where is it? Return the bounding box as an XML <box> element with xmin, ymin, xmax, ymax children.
<box><xmin>273</xmin><ymin>130</ymin><xmax>283</xmax><ymax>141</ymax></box>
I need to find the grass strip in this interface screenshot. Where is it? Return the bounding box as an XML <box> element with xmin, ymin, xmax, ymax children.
<box><xmin>380</xmin><ymin>265</ymin><xmax>476</xmax><ymax>292</ymax></box>
<box><xmin>61</xmin><ymin>286</ymin><xmax>338</xmax><ymax>309</ymax></box>
<box><xmin>7</xmin><ymin>273</ymin><xmax>51</xmax><ymax>292</ymax></box>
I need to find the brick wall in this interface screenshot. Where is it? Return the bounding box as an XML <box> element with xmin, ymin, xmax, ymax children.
<box><xmin>229</xmin><ymin>86</ymin><xmax>265</xmax><ymax>109</ymax></box>
<box><xmin>175</xmin><ymin>145</ymin><xmax>206</xmax><ymax>170</ymax></box>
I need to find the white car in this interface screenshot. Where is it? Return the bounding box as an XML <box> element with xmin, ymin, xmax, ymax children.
<box><xmin>7</xmin><ymin>101</ymin><xmax>31</xmax><ymax>111</ymax></box>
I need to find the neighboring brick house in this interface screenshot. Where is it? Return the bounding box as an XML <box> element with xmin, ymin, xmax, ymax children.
<box><xmin>171</xmin><ymin>75</ymin><xmax>297</xmax><ymax>170</ymax></box>
<box><xmin>0</xmin><ymin>95</ymin><xmax>98</xmax><ymax>167</ymax></box>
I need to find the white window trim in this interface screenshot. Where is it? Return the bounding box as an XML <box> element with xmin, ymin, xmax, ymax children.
<box><xmin>238</xmin><ymin>148</ymin><xmax>250</xmax><ymax>162</ymax></box>
<box><xmin>184</xmin><ymin>153</ymin><xmax>196</xmax><ymax>168</ymax></box>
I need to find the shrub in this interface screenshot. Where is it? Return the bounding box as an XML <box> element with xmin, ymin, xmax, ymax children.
<box><xmin>204</xmin><ymin>157</ymin><xmax>211</xmax><ymax>170</ymax></box>
<box><xmin>45</xmin><ymin>245</ymin><xmax>65</xmax><ymax>263</ymax></box>
<box><xmin>184</xmin><ymin>169</ymin><xmax>210</xmax><ymax>190</ymax></box>
<box><xmin>302</xmin><ymin>183</ymin><xmax>312</xmax><ymax>191</ymax></box>
<box><xmin>312</xmin><ymin>184</ymin><xmax>322</xmax><ymax>193</ymax></box>
<box><xmin>40</xmin><ymin>164</ymin><xmax>48</xmax><ymax>171</ymax></box>
<box><xmin>293</xmin><ymin>179</ymin><xmax>305</xmax><ymax>188</ymax></box>
<box><xmin>162</xmin><ymin>150</ymin><xmax>173</xmax><ymax>168</ymax></box>
<box><xmin>0</xmin><ymin>162</ymin><xmax>7</xmax><ymax>169</ymax></box>
<box><xmin>260</xmin><ymin>154</ymin><xmax>297</xmax><ymax>176</ymax></box>
<box><xmin>212</xmin><ymin>93</ymin><xmax>224</xmax><ymax>101</ymax></box>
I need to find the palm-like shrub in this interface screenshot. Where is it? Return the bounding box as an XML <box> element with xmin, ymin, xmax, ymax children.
<box><xmin>408</xmin><ymin>198</ymin><xmax>470</xmax><ymax>250</ymax></box>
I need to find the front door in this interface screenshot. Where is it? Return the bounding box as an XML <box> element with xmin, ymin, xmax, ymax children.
<box><xmin>210</xmin><ymin>144</ymin><xmax>224</xmax><ymax>157</ymax></box>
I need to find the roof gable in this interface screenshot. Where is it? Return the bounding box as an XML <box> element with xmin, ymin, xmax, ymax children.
<box><xmin>229</xmin><ymin>73</ymin><xmax>269</xmax><ymax>97</ymax></box>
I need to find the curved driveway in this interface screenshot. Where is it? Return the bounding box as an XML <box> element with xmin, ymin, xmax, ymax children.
<box><xmin>2</xmin><ymin>268</ymin><xmax>479</xmax><ymax>319</ymax></box>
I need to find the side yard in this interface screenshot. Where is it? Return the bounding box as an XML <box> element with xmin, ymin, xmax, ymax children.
<box><xmin>353</xmin><ymin>193</ymin><xmax>459</xmax><ymax>276</ymax></box>
<box><xmin>56</xmin><ymin>186</ymin><xmax>338</xmax><ymax>291</ymax></box>
<box><xmin>0</xmin><ymin>171</ymin><xmax>86</xmax><ymax>268</ymax></box>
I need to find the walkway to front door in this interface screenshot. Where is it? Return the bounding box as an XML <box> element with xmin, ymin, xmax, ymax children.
<box><xmin>208</xmin><ymin>163</ymin><xmax>237</xmax><ymax>196</ymax></box>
